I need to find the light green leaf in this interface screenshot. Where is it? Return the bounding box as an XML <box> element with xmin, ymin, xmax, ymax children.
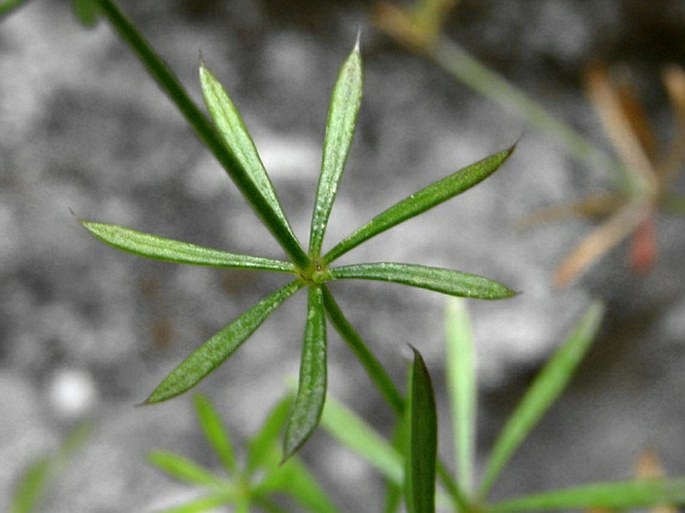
<box><xmin>309</xmin><ymin>43</ymin><xmax>363</xmax><ymax>257</ymax></box>
<box><xmin>156</xmin><ymin>494</ymin><xmax>233</xmax><ymax>513</ymax></box>
<box><xmin>200</xmin><ymin>62</ymin><xmax>295</xmax><ymax>243</ymax></box>
<box><xmin>82</xmin><ymin>221</ymin><xmax>295</xmax><ymax>273</ymax></box>
<box><xmin>246</xmin><ymin>397</ymin><xmax>291</xmax><ymax>474</ymax></box>
<box><xmin>320</xmin><ymin>394</ymin><xmax>403</xmax><ymax>484</ymax></box>
<box><xmin>488</xmin><ymin>478</ymin><xmax>685</xmax><ymax>513</ymax></box>
<box><xmin>10</xmin><ymin>456</ymin><xmax>52</xmax><ymax>513</ymax></box>
<box><xmin>478</xmin><ymin>301</ymin><xmax>605</xmax><ymax>499</ymax></box>
<box><xmin>282</xmin><ymin>286</ymin><xmax>327</xmax><ymax>460</ymax></box>
<box><xmin>193</xmin><ymin>394</ymin><xmax>238</xmax><ymax>476</ymax></box>
<box><xmin>405</xmin><ymin>347</ymin><xmax>437</xmax><ymax>513</ymax></box>
<box><xmin>445</xmin><ymin>298</ymin><xmax>476</xmax><ymax>493</ymax></box>
<box><xmin>323</xmin><ymin>146</ymin><xmax>515</xmax><ymax>264</ymax></box>
<box><xmin>148</xmin><ymin>451</ymin><xmax>228</xmax><ymax>488</ymax></box>
<box><xmin>330</xmin><ymin>262</ymin><xmax>516</xmax><ymax>300</ymax></box>
<box><xmin>145</xmin><ymin>280</ymin><xmax>303</xmax><ymax>404</ymax></box>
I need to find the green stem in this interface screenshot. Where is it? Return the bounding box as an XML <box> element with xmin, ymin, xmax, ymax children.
<box><xmin>96</xmin><ymin>0</ymin><xmax>309</xmax><ymax>269</ymax></box>
<box><xmin>321</xmin><ymin>286</ymin><xmax>470</xmax><ymax>512</ymax></box>
<box><xmin>430</xmin><ymin>38</ymin><xmax>632</xmax><ymax>192</ymax></box>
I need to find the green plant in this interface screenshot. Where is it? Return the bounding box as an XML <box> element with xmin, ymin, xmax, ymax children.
<box><xmin>321</xmin><ymin>299</ymin><xmax>685</xmax><ymax>512</ymax></box>
<box><xmin>78</xmin><ymin>0</ymin><xmax>515</xmax><ymax>463</ymax></box>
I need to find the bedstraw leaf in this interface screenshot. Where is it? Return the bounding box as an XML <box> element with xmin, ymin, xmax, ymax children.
<box><xmin>478</xmin><ymin>301</ymin><xmax>605</xmax><ymax>499</ymax></box>
<box><xmin>488</xmin><ymin>478</ymin><xmax>685</xmax><ymax>513</ymax></box>
<box><xmin>323</xmin><ymin>145</ymin><xmax>515</xmax><ymax>264</ymax></box>
<box><xmin>309</xmin><ymin>43</ymin><xmax>363</xmax><ymax>256</ymax></box>
<box><xmin>148</xmin><ymin>451</ymin><xmax>227</xmax><ymax>488</ymax></box>
<box><xmin>330</xmin><ymin>262</ymin><xmax>516</xmax><ymax>299</ymax></box>
<box><xmin>405</xmin><ymin>346</ymin><xmax>437</xmax><ymax>513</ymax></box>
<box><xmin>82</xmin><ymin>221</ymin><xmax>295</xmax><ymax>272</ymax></box>
<box><xmin>200</xmin><ymin>63</ymin><xmax>295</xmax><ymax>243</ymax></box>
<box><xmin>193</xmin><ymin>394</ymin><xmax>238</xmax><ymax>476</ymax></box>
<box><xmin>145</xmin><ymin>281</ymin><xmax>303</xmax><ymax>404</ymax></box>
<box><xmin>283</xmin><ymin>286</ymin><xmax>328</xmax><ymax>461</ymax></box>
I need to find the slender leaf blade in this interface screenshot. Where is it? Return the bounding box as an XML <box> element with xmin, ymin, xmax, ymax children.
<box><xmin>82</xmin><ymin>221</ymin><xmax>295</xmax><ymax>273</ymax></box>
<box><xmin>145</xmin><ymin>280</ymin><xmax>303</xmax><ymax>404</ymax></box>
<box><xmin>10</xmin><ymin>456</ymin><xmax>52</xmax><ymax>513</ymax></box>
<box><xmin>282</xmin><ymin>286</ymin><xmax>327</xmax><ymax>460</ymax></box>
<box><xmin>330</xmin><ymin>262</ymin><xmax>516</xmax><ymax>300</ymax></box>
<box><xmin>200</xmin><ymin>63</ymin><xmax>294</xmax><ymax>240</ymax></box>
<box><xmin>489</xmin><ymin>478</ymin><xmax>685</xmax><ymax>513</ymax></box>
<box><xmin>193</xmin><ymin>394</ymin><xmax>238</xmax><ymax>476</ymax></box>
<box><xmin>246</xmin><ymin>397</ymin><xmax>292</xmax><ymax>474</ymax></box>
<box><xmin>309</xmin><ymin>43</ymin><xmax>363</xmax><ymax>256</ymax></box>
<box><xmin>478</xmin><ymin>301</ymin><xmax>605</xmax><ymax>499</ymax></box>
<box><xmin>405</xmin><ymin>346</ymin><xmax>437</xmax><ymax>513</ymax></box>
<box><xmin>0</xmin><ymin>0</ymin><xmax>30</xmax><ymax>17</ymax></box>
<box><xmin>320</xmin><ymin>394</ymin><xmax>403</xmax><ymax>484</ymax></box>
<box><xmin>148</xmin><ymin>451</ymin><xmax>227</xmax><ymax>488</ymax></box>
<box><xmin>445</xmin><ymin>298</ymin><xmax>476</xmax><ymax>493</ymax></box>
<box><xmin>323</xmin><ymin>145</ymin><xmax>515</xmax><ymax>264</ymax></box>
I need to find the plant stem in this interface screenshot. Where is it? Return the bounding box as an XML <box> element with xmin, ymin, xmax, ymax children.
<box><xmin>96</xmin><ymin>0</ymin><xmax>309</xmax><ymax>269</ymax></box>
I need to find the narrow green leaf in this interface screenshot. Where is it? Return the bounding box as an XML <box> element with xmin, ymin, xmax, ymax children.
<box><xmin>145</xmin><ymin>280</ymin><xmax>303</xmax><ymax>404</ymax></box>
<box><xmin>330</xmin><ymin>262</ymin><xmax>516</xmax><ymax>300</ymax></box>
<box><xmin>156</xmin><ymin>494</ymin><xmax>233</xmax><ymax>513</ymax></box>
<box><xmin>193</xmin><ymin>394</ymin><xmax>238</xmax><ymax>476</ymax></box>
<box><xmin>405</xmin><ymin>346</ymin><xmax>437</xmax><ymax>513</ymax></box>
<box><xmin>488</xmin><ymin>478</ymin><xmax>685</xmax><ymax>513</ymax></box>
<box><xmin>200</xmin><ymin>62</ymin><xmax>296</xmax><ymax>244</ymax></box>
<box><xmin>256</xmin><ymin>459</ymin><xmax>341</xmax><ymax>513</ymax></box>
<box><xmin>82</xmin><ymin>221</ymin><xmax>295</xmax><ymax>273</ymax></box>
<box><xmin>309</xmin><ymin>43</ymin><xmax>363</xmax><ymax>257</ymax></box>
<box><xmin>322</xmin><ymin>286</ymin><xmax>405</xmax><ymax>414</ymax></box>
<box><xmin>320</xmin><ymin>394</ymin><xmax>403</xmax><ymax>484</ymax></box>
<box><xmin>10</xmin><ymin>456</ymin><xmax>52</xmax><ymax>513</ymax></box>
<box><xmin>478</xmin><ymin>301</ymin><xmax>605</xmax><ymax>499</ymax></box>
<box><xmin>445</xmin><ymin>298</ymin><xmax>476</xmax><ymax>493</ymax></box>
<box><xmin>71</xmin><ymin>0</ymin><xmax>100</xmax><ymax>26</ymax></box>
<box><xmin>0</xmin><ymin>0</ymin><xmax>30</xmax><ymax>18</ymax></box>
<box><xmin>246</xmin><ymin>397</ymin><xmax>292</xmax><ymax>474</ymax></box>
<box><xmin>282</xmin><ymin>286</ymin><xmax>328</xmax><ymax>460</ymax></box>
<box><xmin>323</xmin><ymin>145</ymin><xmax>515</xmax><ymax>264</ymax></box>
<box><xmin>95</xmin><ymin>0</ymin><xmax>309</xmax><ymax>269</ymax></box>
<box><xmin>148</xmin><ymin>451</ymin><xmax>227</xmax><ymax>488</ymax></box>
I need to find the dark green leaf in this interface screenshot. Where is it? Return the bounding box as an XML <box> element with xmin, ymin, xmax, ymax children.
<box><xmin>193</xmin><ymin>394</ymin><xmax>238</xmax><ymax>476</ymax></box>
<box><xmin>148</xmin><ymin>451</ymin><xmax>227</xmax><ymax>488</ymax></box>
<box><xmin>282</xmin><ymin>286</ymin><xmax>327</xmax><ymax>460</ymax></box>
<box><xmin>309</xmin><ymin>43</ymin><xmax>363</xmax><ymax>256</ymax></box>
<box><xmin>488</xmin><ymin>478</ymin><xmax>685</xmax><ymax>513</ymax></box>
<box><xmin>330</xmin><ymin>262</ymin><xmax>516</xmax><ymax>300</ymax></box>
<box><xmin>323</xmin><ymin>146</ymin><xmax>515</xmax><ymax>263</ymax></box>
<box><xmin>0</xmin><ymin>0</ymin><xmax>30</xmax><ymax>18</ymax></box>
<box><xmin>200</xmin><ymin>63</ymin><xmax>295</xmax><ymax>242</ymax></box>
<box><xmin>405</xmin><ymin>347</ymin><xmax>437</xmax><ymax>513</ymax></box>
<box><xmin>145</xmin><ymin>281</ymin><xmax>303</xmax><ymax>403</ymax></box>
<box><xmin>478</xmin><ymin>301</ymin><xmax>605</xmax><ymax>499</ymax></box>
<box><xmin>82</xmin><ymin>221</ymin><xmax>294</xmax><ymax>273</ymax></box>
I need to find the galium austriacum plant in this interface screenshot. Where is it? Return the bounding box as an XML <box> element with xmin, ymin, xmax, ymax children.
<box><xmin>81</xmin><ymin>31</ymin><xmax>515</xmax><ymax>460</ymax></box>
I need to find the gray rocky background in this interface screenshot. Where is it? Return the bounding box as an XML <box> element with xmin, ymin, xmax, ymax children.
<box><xmin>1</xmin><ymin>0</ymin><xmax>684</xmax><ymax>511</ymax></box>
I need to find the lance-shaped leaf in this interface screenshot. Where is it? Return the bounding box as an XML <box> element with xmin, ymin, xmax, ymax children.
<box><xmin>478</xmin><ymin>301</ymin><xmax>605</xmax><ymax>499</ymax></box>
<box><xmin>405</xmin><ymin>346</ymin><xmax>437</xmax><ymax>513</ymax></box>
<box><xmin>82</xmin><ymin>221</ymin><xmax>295</xmax><ymax>272</ymax></box>
<box><xmin>193</xmin><ymin>394</ymin><xmax>238</xmax><ymax>476</ymax></box>
<box><xmin>330</xmin><ymin>262</ymin><xmax>516</xmax><ymax>300</ymax></box>
<box><xmin>200</xmin><ymin>63</ymin><xmax>296</xmax><ymax>244</ymax></box>
<box><xmin>283</xmin><ymin>286</ymin><xmax>327</xmax><ymax>461</ymax></box>
<box><xmin>246</xmin><ymin>397</ymin><xmax>291</xmax><ymax>474</ymax></box>
<box><xmin>309</xmin><ymin>42</ymin><xmax>363</xmax><ymax>256</ymax></box>
<box><xmin>488</xmin><ymin>478</ymin><xmax>685</xmax><ymax>513</ymax></box>
<box><xmin>323</xmin><ymin>145</ymin><xmax>515</xmax><ymax>264</ymax></box>
<box><xmin>148</xmin><ymin>451</ymin><xmax>228</xmax><ymax>488</ymax></box>
<box><xmin>145</xmin><ymin>280</ymin><xmax>303</xmax><ymax>404</ymax></box>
